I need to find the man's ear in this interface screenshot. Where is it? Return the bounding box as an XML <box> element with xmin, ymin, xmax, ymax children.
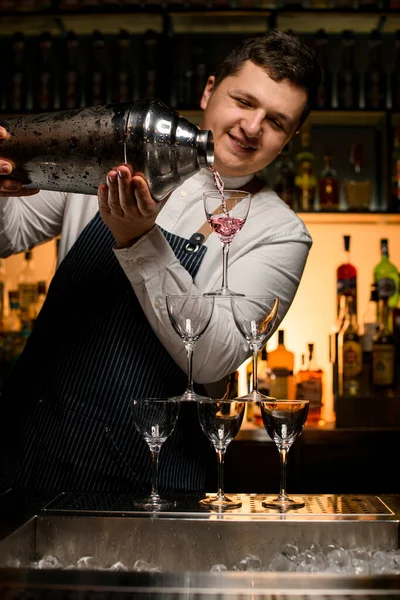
<box><xmin>200</xmin><ymin>75</ymin><xmax>216</xmax><ymax>111</ymax></box>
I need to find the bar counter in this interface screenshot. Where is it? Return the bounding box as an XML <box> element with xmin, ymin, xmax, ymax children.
<box><xmin>1</xmin><ymin>488</ymin><xmax>400</xmax><ymax>598</ymax></box>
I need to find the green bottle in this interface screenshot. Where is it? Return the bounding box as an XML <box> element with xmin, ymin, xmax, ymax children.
<box><xmin>373</xmin><ymin>238</ymin><xmax>399</xmax><ymax>309</ymax></box>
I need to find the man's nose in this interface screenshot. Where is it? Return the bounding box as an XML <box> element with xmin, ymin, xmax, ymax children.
<box><xmin>241</xmin><ymin>113</ymin><xmax>263</xmax><ymax>139</ymax></box>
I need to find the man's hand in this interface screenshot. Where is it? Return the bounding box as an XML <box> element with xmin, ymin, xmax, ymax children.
<box><xmin>0</xmin><ymin>126</ymin><xmax>39</xmax><ymax>197</ymax></box>
<box><xmin>98</xmin><ymin>165</ymin><xmax>168</xmax><ymax>248</ymax></box>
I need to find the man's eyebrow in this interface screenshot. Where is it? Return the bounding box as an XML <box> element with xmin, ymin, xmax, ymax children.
<box><xmin>231</xmin><ymin>90</ymin><xmax>294</xmax><ymax>126</ymax></box>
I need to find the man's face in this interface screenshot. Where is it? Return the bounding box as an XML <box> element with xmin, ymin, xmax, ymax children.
<box><xmin>199</xmin><ymin>60</ymin><xmax>307</xmax><ymax>178</ymax></box>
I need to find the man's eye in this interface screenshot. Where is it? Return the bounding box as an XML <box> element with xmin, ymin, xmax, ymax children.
<box><xmin>236</xmin><ymin>98</ymin><xmax>251</xmax><ymax>107</ymax></box>
<box><xmin>269</xmin><ymin>118</ymin><xmax>283</xmax><ymax>130</ymax></box>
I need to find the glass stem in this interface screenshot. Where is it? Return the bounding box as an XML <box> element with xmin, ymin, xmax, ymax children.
<box><xmin>278</xmin><ymin>446</ymin><xmax>289</xmax><ymax>501</ymax></box>
<box><xmin>184</xmin><ymin>341</ymin><xmax>195</xmax><ymax>394</ymax></box>
<box><xmin>216</xmin><ymin>447</ymin><xmax>226</xmax><ymax>499</ymax></box>
<box><xmin>221</xmin><ymin>242</ymin><xmax>231</xmax><ymax>290</ymax></box>
<box><xmin>250</xmin><ymin>342</ymin><xmax>259</xmax><ymax>395</ymax></box>
<box><xmin>150</xmin><ymin>446</ymin><xmax>161</xmax><ymax>499</ymax></box>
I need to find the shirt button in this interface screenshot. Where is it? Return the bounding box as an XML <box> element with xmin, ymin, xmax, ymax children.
<box><xmin>136</xmin><ymin>257</ymin><xmax>144</xmax><ymax>266</ymax></box>
<box><xmin>180</xmin><ymin>190</ymin><xmax>187</xmax><ymax>197</ymax></box>
<box><xmin>154</xmin><ymin>295</ymin><xmax>164</xmax><ymax>309</ymax></box>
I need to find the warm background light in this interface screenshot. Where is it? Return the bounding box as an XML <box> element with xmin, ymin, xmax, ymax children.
<box><xmin>1</xmin><ymin>214</ymin><xmax>399</xmax><ymax>425</ymax></box>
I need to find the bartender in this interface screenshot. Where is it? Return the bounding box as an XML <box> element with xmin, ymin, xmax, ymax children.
<box><xmin>0</xmin><ymin>30</ymin><xmax>320</xmax><ymax>494</ymax></box>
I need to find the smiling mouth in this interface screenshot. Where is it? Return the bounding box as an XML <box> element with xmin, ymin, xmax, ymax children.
<box><xmin>229</xmin><ymin>134</ymin><xmax>256</xmax><ymax>152</ymax></box>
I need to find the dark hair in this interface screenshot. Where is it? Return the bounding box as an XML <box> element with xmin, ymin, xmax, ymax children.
<box><xmin>214</xmin><ymin>30</ymin><xmax>322</xmax><ymax>129</ymax></box>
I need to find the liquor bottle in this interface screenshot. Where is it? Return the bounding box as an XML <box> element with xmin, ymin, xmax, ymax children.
<box><xmin>337</xmin><ymin>30</ymin><xmax>359</xmax><ymax>110</ymax></box>
<box><xmin>294</xmin><ymin>126</ymin><xmax>317</xmax><ymax>211</ymax></box>
<box><xmin>33</xmin><ymin>32</ymin><xmax>56</xmax><ymax>112</ymax></box>
<box><xmin>373</xmin><ymin>238</ymin><xmax>400</xmax><ymax>309</ymax></box>
<box><xmin>141</xmin><ymin>30</ymin><xmax>159</xmax><ymax>99</ymax></box>
<box><xmin>268</xmin><ymin>330</ymin><xmax>295</xmax><ymax>400</ymax></box>
<box><xmin>314</xmin><ymin>29</ymin><xmax>332</xmax><ymax>110</ymax></box>
<box><xmin>4</xmin><ymin>291</ymin><xmax>21</xmax><ymax>334</ymax></box>
<box><xmin>340</xmin><ymin>298</ymin><xmax>363</xmax><ymax>397</ymax></box>
<box><xmin>364</xmin><ymin>30</ymin><xmax>387</xmax><ymax>110</ymax></box>
<box><xmin>17</xmin><ymin>251</ymin><xmax>38</xmax><ymax>329</ymax></box>
<box><xmin>33</xmin><ymin>280</ymin><xmax>47</xmax><ymax>320</ymax></box>
<box><xmin>329</xmin><ymin>294</ymin><xmax>348</xmax><ymax>401</ymax></box>
<box><xmin>112</xmin><ymin>29</ymin><xmax>135</xmax><ymax>104</ymax></box>
<box><xmin>318</xmin><ymin>151</ymin><xmax>340</xmax><ymax>211</ymax></box>
<box><xmin>360</xmin><ymin>283</ymin><xmax>379</xmax><ymax>396</ymax></box>
<box><xmin>391</xmin><ymin>31</ymin><xmax>400</xmax><ymax>111</ymax></box>
<box><xmin>391</xmin><ymin>128</ymin><xmax>400</xmax><ymax>212</ymax></box>
<box><xmin>60</xmin><ymin>31</ymin><xmax>82</xmax><ymax>110</ymax></box>
<box><xmin>296</xmin><ymin>343</ymin><xmax>323</xmax><ymax>425</ymax></box>
<box><xmin>273</xmin><ymin>144</ymin><xmax>296</xmax><ymax>209</ymax></box>
<box><xmin>393</xmin><ymin>300</ymin><xmax>400</xmax><ymax>393</ymax></box>
<box><xmin>86</xmin><ymin>31</ymin><xmax>108</xmax><ymax>107</ymax></box>
<box><xmin>372</xmin><ymin>297</ymin><xmax>396</xmax><ymax>391</ymax></box>
<box><xmin>191</xmin><ymin>45</ymin><xmax>207</xmax><ymax>109</ymax></box>
<box><xmin>336</xmin><ymin>235</ymin><xmax>357</xmax><ymax>317</ymax></box>
<box><xmin>246</xmin><ymin>347</ymin><xmax>274</xmax><ymax>425</ymax></box>
<box><xmin>0</xmin><ymin>259</ymin><xmax>6</xmax><ymax>331</ymax></box>
<box><xmin>5</xmin><ymin>32</ymin><xmax>28</xmax><ymax>113</ymax></box>
<box><xmin>344</xmin><ymin>143</ymin><xmax>372</xmax><ymax>211</ymax></box>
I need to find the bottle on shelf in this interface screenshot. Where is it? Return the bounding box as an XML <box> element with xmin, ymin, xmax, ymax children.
<box><xmin>343</xmin><ymin>143</ymin><xmax>372</xmax><ymax>211</ymax></box>
<box><xmin>337</xmin><ymin>30</ymin><xmax>359</xmax><ymax>110</ymax></box>
<box><xmin>329</xmin><ymin>294</ymin><xmax>348</xmax><ymax>401</ymax></box>
<box><xmin>393</xmin><ymin>297</ymin><xmax>400</xmax><ymax>394</ymax></box>
<box><xmin>391</xmin><ymin>128</ymin><xmax>400</xmax><ymax>213</ymax></box>
<box><xmin>372</xmin><ymin>297</ymin><xmax>396</xmax><ymax>392</ymax></box>
<box><xmin>340</xmin><ymin>297</ymin><xmax>363</xmax><ymax>397</ymax></box>
<box><xmin>4</xmin><ymin>291</ymin><xmax>21</xmax><ymax>334</ymax></box>
<box><xmin>296</xmin><ymin>342</ymin><xmax>324</xmax><ymax>425</ymax></box>
<box><xmin>86</xmin><ymin>30</ymin><xmax>108</xmax><ymax>107</ymax></box>
<box><xmin>336</xmin><ymin>234</ymin><xmax>357</xmax><ymax>317</ymax></box>
<box><xmin>364</xmin><ymin>30</ymin><xmax>387</xmax><ymax>110</ymax></box>
<box><xmin>273</xmin><ymin>144</ymin><xmax>296</xmax><ymax>210</ymax></box>
<box><xmin>318</xmin><ymin>151</ymin><xmax>340</xmax><ymax>211</ymax></box>
<box><xmin>360</xmin><ymin>283</ymin><xmax>379</xmax><ymax>396</ymax></box>
<box><xmin>391</xmin><ymin>30</ymin><xmax>400</xmax><ymax>111</ymax></box>
<box><xmin>313</xmin><ymin>29</ymin><xmax>332</xmax><ymax>110</ymax></box>
<box><xmin>294</xmin><ymin>125</ymin><xmax>317</xmax><ymax>211</ymax></box>
<box><xmin>33</xmin><ymin>280</ymin><xmax>47</xmax><ymax>321</ymax></box>
<box><xmin>112</xmin><ymin>29</ymin><xmax>135</xmax><ymax>104</ymax></box>
<box><xmin>246</xmin><ymin>347</ymin><xmax>274</xmax><ymax>426</ymax></box>
<box><xmin>5</xmin><ymin>32</ymin><xmax>28</xmax><ymax>113</ymax></box>
<box><xmin>373</xmin><ymin>238</ymin><xmax>400</xmax><ymax>310</ymax></box>
<box><xmin>60</xmin><ymin>31</ymin><xmax>82</xmax><ymax>111</ymax></box>
<box><xmin>268</xmin><ymin>330</ymin><xmax>295</xmax><ymax>400</ymax></box>
<box><xmin>191</xmin><ymin>45</ymin><xmax>207</xmax><ymax>109</ymax></box>
<box><xmin>17</xmin><ymin>250</ymin><xmax>38</xmax><ymax>330</ymax></box>
<box><xmin>33</xmin><ymin>32</ymin><xmax>56</xmax><ymax>112</ymax></box>
<box><xmin>141</xmin><ymin>30</ymin><xmax>159</xmax><ymax>100</ymax></box>
<box><xmin>0</xmin><ymin>259</ymin><xmax>7</xmax><ymax>331</ymax></box>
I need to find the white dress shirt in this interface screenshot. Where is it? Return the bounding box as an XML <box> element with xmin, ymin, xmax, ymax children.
<box><xmin>0</xmin><ymin>168</ymin><xmax>312</xmax><ymax>386</ymax></box>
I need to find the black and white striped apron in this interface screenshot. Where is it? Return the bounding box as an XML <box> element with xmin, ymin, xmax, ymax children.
<box><xmin>0</xmin><ymin>212</ymin><xmax>214</xmax><ymax>494</ymax></box>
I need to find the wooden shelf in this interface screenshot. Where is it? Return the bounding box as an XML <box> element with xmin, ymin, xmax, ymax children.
<box><xmin>0</xmin><ymin>7</ymin><xmax>399</xmax><ymax>36</ymax></box>
<box><xmin>299</xmin><ymin>212</ymin><xmax>400</xmax><ymax>225</ymax></box>
<box><xmin>0</xmin><ymin>12</ymin><xmax>163</xmax><ymax>35</ymax></box>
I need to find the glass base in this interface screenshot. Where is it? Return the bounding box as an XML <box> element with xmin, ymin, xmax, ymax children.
<box><xmin>239</xmin><ymin>391</ymin><xmax>276</xmax><ymax>402</ymax></box>
<box><xmin>262</xmin><ymin>496</ymin><xmax>305</xmax><ymax>510</ymax></box>
<box><xmin>170</xmin><ymin>390</ymin><xmax>210</xmax><ymax>402</ymax></box>
<box><xmin>133</xmin><ymin>496</ymin><xmax>176</xmax><ymax>511</ymax></box>
<box><xmin>203</xmin><ymin>288</ymin><xmax>244</xmax><ymax>297</ymax></box>
<box><xmin>199</xmin><ymin>494</ymin><xmax>242</xmax><ymax>510</ymax></box>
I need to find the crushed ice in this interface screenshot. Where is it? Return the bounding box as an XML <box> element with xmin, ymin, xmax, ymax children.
<box><xmin>7</xmin><ymin>543</ymin><xmax>400</xmax><ymax>574</ymax></box>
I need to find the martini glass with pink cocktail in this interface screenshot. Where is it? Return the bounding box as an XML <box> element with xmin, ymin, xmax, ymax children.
<box><xmin>203</xmin><ymin>189</ymin><xmax>251</xmax><ymax>296</ymax></box>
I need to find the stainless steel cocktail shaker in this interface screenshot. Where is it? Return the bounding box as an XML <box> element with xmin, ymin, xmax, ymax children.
<box><xmin>0</xmin><ymin>99</ymin><xmax>214</xmax><ymax>201</ymax></box>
